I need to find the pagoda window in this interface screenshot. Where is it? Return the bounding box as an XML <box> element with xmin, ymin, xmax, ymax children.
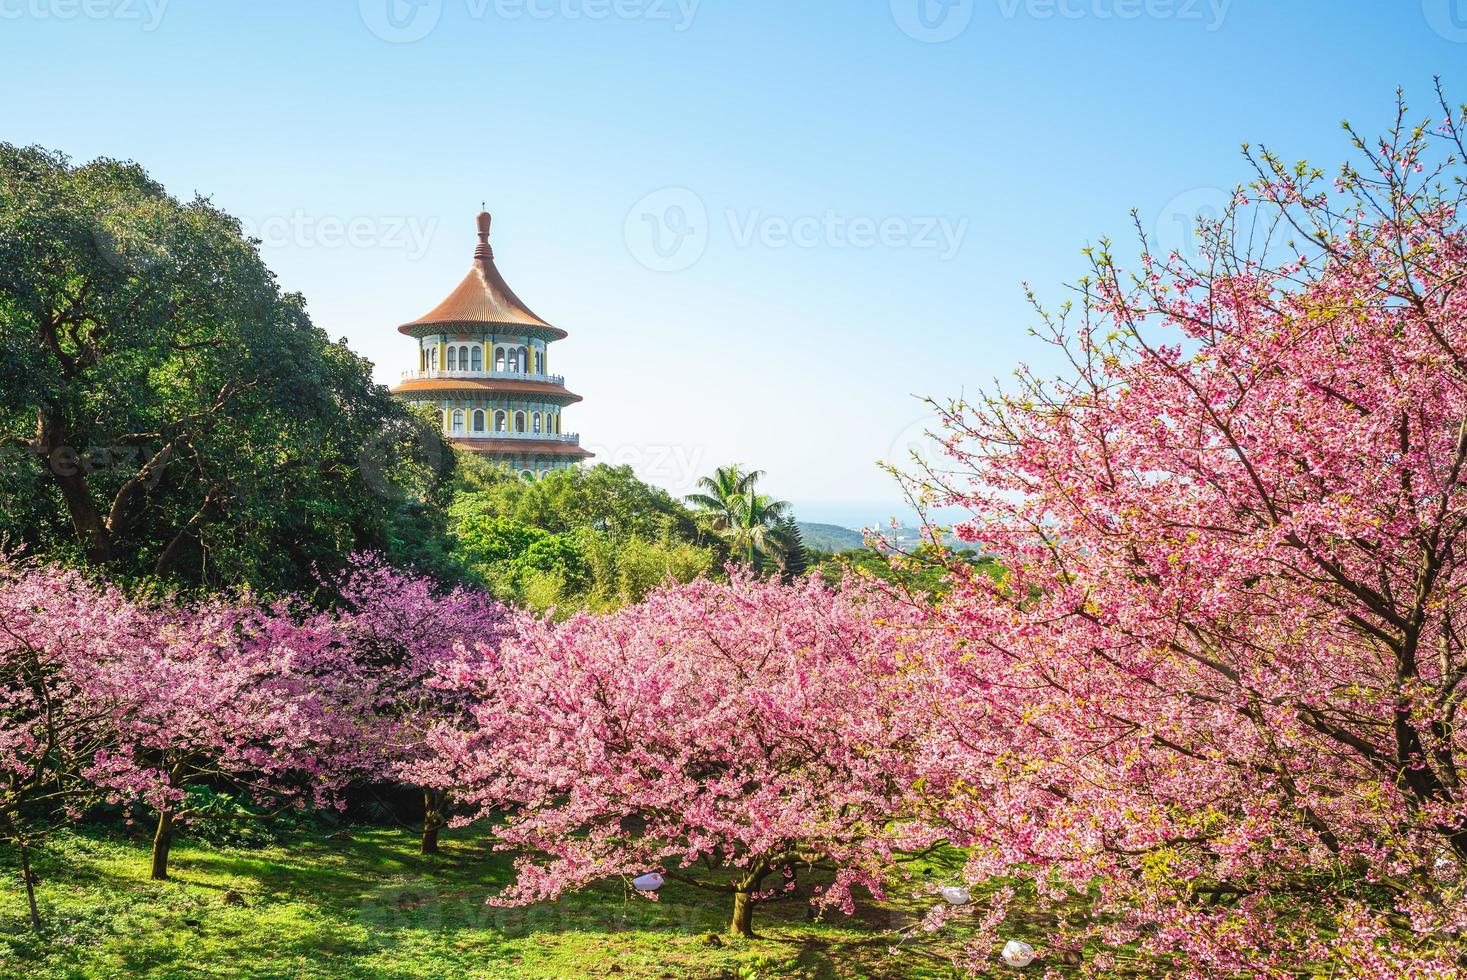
<box><xmin>494</xmin><ymin>347</ymin><xmax>506</xmax><ymax>372</ymax></box>
<box><xmin>447</xmin><ymin>347</ymin><xmax>458</xmax><ymax>371</ymax></box>
<box><xmin>508</xmin><ymin>349</ymin><xmax>521</xmax><ymax>373</ymax></box>
<box><xmin>533</xmin><ymin>413</ymin><xmax>542</xmax><ymax>434</ymax></box>
<box><xmin>451</xmin><ymin>410</ymin><xmax>465</xmax><ymax>434</ymax></box>
<box><xmin>514</xmin><ymin>411</ymin><xmax>526</xmax><ymax>433</ymax></box>
<box><xmin>494</xmin><ymin>411</ymin><xmax>507</xmax><ymax>432</ymax></box>
<box><xmin>473</xmin><ymin>410</ymin><xmax>486</xmax><ymax>432</ymax></box>
<box><xmin>471</xmin><ymin>346</ymin><xmax>483</xmax><ymax>372</ymax></box>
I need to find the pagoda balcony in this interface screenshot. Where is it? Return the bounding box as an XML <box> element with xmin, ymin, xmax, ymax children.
<box><xmin>401</xmin><ymin>369</ymin><xmax>567</xmax><ymax>385</ymax></box>
<box><xmin>452</xmin><ymin>430</ymin><xmax>582</xmax><ymax>444</ymax></box>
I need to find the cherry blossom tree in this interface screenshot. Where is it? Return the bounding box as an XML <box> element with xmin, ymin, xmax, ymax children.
<box><xmin>0</xmin><ymin>562</ymin><xmax>146</xmax><ymax>927</ymax></box>
<box><xmin>90</xmin><ymin>599</ymin><xmax>372</xmax><ymax>881</ymax></box>
<box><xmin>905</xmin><ymin>87</ymin><xmax>1467</xmax><ymax>976</ymax></box>
<box><xmin>418</xmin><ymin>573</ymin><xmax>940</xmax><ymax>937</ymax></box>
<box><xmin>316</xmin><ymin>553</ymin><xmax>509</xmax><ymax>854</ymax></box>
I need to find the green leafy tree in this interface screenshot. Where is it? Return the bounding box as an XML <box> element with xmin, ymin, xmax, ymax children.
<box><xmin>772</xmin><ymin>515</ymin><xmax>808</xmax><ymax>582</ymax></box>
<box><xmin>0</xmin><ymin>144</ymin><xmax>445</xmax><ymax>590</ymax></box>
<box><xmin>446</xmin><ymin>463</ymin><xmax>715</xmax><ymax>612</ymax></box>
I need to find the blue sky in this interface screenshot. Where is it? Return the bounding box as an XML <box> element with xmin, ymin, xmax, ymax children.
<box><xmin>1</xmin><ymin>0</ymin><xmax>1458</xmax><ymax>525</ymax></box>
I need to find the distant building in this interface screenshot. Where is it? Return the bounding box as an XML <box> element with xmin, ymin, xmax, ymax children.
<box><xmin>391</xmin><ymin>211</ymin><xmax>592</xmax><ymax>479</ymax></box>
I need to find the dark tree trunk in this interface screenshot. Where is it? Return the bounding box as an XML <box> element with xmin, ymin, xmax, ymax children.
<box><xmin>151</xmin><ymin>810</ymin><xmax>175</xmax><ymax>881</ymax></box>
<box><xmin>38</xmin><ymin>409</ymin><xmax>112</xmax><ymax>563</ymax></box>
<box><xmin>16</xmin><ymin>836</ymin><xmax>41</xmax><ymax>932</ymax></box>
<box><xmin>421</xmin><ymin>788</ymin><xmax>446</xmax><ymax>855</ymax></box>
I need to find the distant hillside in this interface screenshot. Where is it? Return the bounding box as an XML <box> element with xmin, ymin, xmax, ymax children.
<box><xmin>797</xmin><ymin>522</ymin><xmax>978</xmax><ymax>555</ymax></box>
<box><xmin>796</xmin><ymin>523</ymin><xmax>867</xmax><ymax>553</ymax></box>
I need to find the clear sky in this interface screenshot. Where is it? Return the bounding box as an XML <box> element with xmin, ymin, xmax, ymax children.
<box><xmin>1</xmin><ymin>1</ymin><xmax>1457</xmax><ymax>525</ymax></box>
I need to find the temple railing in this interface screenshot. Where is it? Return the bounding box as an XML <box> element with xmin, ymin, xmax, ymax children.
<box><xmin>450</xmin><ymin>430</ymin><xmax>581</xmax><ymax>444</ymax></box>
<box><xmin>401</xmin><ymin>369</ymin><xmax>566</xmax><ymax>385</ymax></box>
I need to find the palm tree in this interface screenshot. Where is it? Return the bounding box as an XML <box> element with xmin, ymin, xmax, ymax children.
<box><xmin>687</xmin><ymin>466</ymin><xmax>794</xmax><ymax>571</ymax></box>
<box><xmin>686</xmin><ymin>465</ymin><xmax>764</xmax><ymax>528</ymax></box>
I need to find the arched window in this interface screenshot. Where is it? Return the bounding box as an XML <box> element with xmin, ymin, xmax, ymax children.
<box><xmin>447</xmin><ymin>347</ymin><xmax>457</xmax><ymax>371</ymax></box>
<box><xmin>429</xmin><ymin>347</ymin><xmax>438</xmax><ymax>371</ymax></box>
<box><xmin>473</xmin><ymin>410</ymin><xmax>486</xmax><ymax>432</ymax></box>
<box><xmin>494</xmin><ymin>411</ymin><xmax>507</xmax><ymax>432</ymax></box>
<box><xmin>554</xmin><ymin>413</ymin><xmax>561</xmax><ymax>434</ymax></box>
<box><xmin>451</xmin><ymin>409</ymin><xmax>465</xmax><ymax>434</ymax></box>
<box><xmin>514</xmin><ymin>411</ymin><xmax>526</xmax><ymax>433</ymax></box>
<box><xmin>471</xmin><ymin>346</ymin><xmax>483</xmax><ymax>372</ymax></box>
<box><xmin>539</xmin><ymin>349</ymin><xmax>546</xmax><ymax>376</ymax></box>
<box><xmin>507</xmin><ymin>348</ymin><xmax>520</xmax><ymax>373</ymax></box>
<box><xmin>521</xmin><ymin>470</ymin><xmax>535</xmax><ymax>482</ymax></box>
<box><xmin>533</xmin><ymin>413</ymin><xmax>542</xmax><ymax>434</ymax></box>
<box><xmin>494</xmin><ymin>347</ymin><xmax>506</xmax><ymax>372</ymax></box>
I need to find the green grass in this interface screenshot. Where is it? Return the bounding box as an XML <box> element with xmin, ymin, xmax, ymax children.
<box><xmin>0</xmin><ymin>825</ymin><xmax>1009</xmax><ymax>979</ymax></box>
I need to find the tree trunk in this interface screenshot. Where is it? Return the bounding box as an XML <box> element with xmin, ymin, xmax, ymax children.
<box><xmin>728</xmin><ymin>870</ymin><xmax>766</xmax><ymax>938</ymax></box>
<box><xmin>151</xmin><ymin>810</ymin><xmax>175</xmax><ymax>881</ymax></box>
<box><xmin>16</xmin><ymin>837</ymin><xmax>41</xmax><ymax>932</ymax></box>
<box><xmin>421</xmin><ymin>788</ymin><xmax>445</xmax><ymax>855</ymax></box>
<box><xmin>38</xmin><ymin>409</ymin><xmax>112</xmax><ymax>564</ymax></box>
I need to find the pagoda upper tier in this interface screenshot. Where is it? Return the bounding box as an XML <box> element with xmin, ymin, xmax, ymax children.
<box><xmin>396</xmin><ymin>211</ymin><xmax>568</xmax><ymax>342</ymax></box>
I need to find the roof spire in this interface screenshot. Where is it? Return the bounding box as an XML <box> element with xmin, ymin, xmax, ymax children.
<box><xmin>475</xmin><ymin>209</ymin><xmax>493</xmax><ymax>260</ymax></box>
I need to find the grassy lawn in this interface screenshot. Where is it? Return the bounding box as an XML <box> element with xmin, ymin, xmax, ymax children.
<box><xmin>0</xmin><ymin>825</ymin><xmax>1010</xmax><ymax>979</ymax></box>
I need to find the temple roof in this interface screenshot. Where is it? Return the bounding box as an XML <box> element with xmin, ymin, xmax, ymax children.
<box><xmin>398</xmin><ymin>212</ymin><xmax>567</xmax><ymax>340</ymax></box>
<box><xmin>391</xmin><ymin>377</ymin><xmax>583</xmax><ymax>404</ymax></box>
<box><xmin>451</xmin><ymin>437</ymin><xmax>594</xmax><ymax>459</ymax></box>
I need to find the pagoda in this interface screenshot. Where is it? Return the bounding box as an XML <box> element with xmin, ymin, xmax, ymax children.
<box><xmin>391</xmin><ymin>210</ymin><xmax>592</xmax><ymax>479</ymax></box>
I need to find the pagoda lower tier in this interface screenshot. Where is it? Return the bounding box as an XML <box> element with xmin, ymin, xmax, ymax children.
<box><xmin>391</xmin><ymin>373</ymin><xmax>593</xmax><ymax>479</ymax></box>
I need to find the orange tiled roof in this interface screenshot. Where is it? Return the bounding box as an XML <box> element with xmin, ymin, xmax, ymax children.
<box><xmin>398</xmin><ymin>212</ymin><xmax>567</xmax><ymax>339</ymax></box>
<box><xmin>390</xmin><ymin>378</ymin><xmax>583</xmax><ymax>403</ymax></box>
<box><xmin>451</xmin><ymin>438</ymin><xmax>594</xmax><ymax>459</ymax></box>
